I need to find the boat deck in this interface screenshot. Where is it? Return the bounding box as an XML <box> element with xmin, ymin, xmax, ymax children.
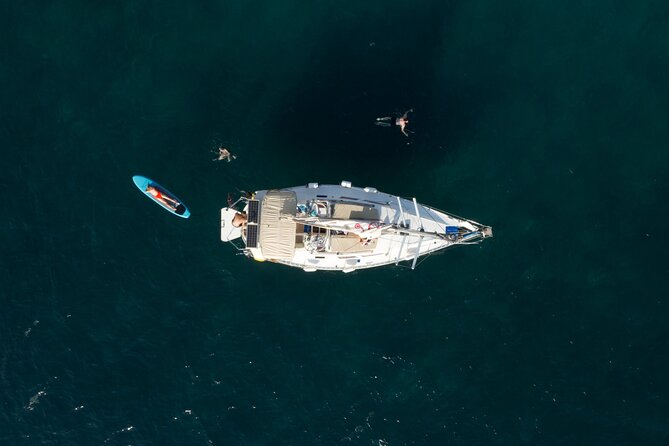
<box><xmin>243</xmin><ymin>183</ymin><xmax>485</xmax><ymax>272</ymax></box>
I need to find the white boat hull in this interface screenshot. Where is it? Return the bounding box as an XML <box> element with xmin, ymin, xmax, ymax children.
<box><xmin>221</xmin><ymin>182</ymin><xmax>492</xmax><ymax>272</ymax></box>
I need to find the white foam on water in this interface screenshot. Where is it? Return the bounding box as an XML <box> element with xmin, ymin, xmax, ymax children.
<box><xmin>24</xmin><ymin>390</ymin><xmax>46</xmax><ymax>411</ymax></box>
<box><xmin>102</xmin><ymin>425</ymin><xmax>135</xmax><ymax>444</ymax></box>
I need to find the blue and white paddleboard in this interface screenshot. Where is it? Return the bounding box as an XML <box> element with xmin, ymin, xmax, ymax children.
<box><xmin>132</xmin><ymin>175</ymin><xmax>191</xmax><ymax>218</ymax></box>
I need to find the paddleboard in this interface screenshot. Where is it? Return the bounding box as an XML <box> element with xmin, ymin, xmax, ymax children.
<box><xmin>132</xmin><ymin>175</ymin><xmax>191</xmax><ymax>218</ymax></box>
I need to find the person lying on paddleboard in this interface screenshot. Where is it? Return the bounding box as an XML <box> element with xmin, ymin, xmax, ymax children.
<box><xmin>147</xmin><ymin>185</ymin><xmax>180</xmax><ymax>210</ymax></box>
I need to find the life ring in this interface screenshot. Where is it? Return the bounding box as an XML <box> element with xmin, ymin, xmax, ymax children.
<box><xmin>355</xmin><ymin>223</ymin><xmax>363</xmax><ymax>231</ymax></box>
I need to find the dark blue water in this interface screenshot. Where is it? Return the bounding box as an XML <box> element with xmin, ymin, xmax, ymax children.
<box><xmin>2</xmin><ymin>1</ymin><xmax>668</xmax><ymax>444</ymax></box>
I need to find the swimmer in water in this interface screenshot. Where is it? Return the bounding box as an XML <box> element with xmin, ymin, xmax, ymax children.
<box><xmin>375</xmin><ymin>109</ymin><xmax>413</xmax><ymax>136</ymax></box>
<box><xmin>213</xmin><ymin>147</ymin><xmax>237</xmax><ymax>162</ymax></box>
<box><xmin>395</xmin><ymin>109</ymin><xmax>412</xmax><ymax>137</ymax></box>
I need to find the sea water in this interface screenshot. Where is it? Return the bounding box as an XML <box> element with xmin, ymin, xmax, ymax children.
<box><xmin>1</xmin><ymin>1</ymin><xmax>668</xmax><ymax>444</ymax></box>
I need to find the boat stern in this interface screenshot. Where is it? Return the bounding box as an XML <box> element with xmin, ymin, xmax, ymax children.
<box><xmin>220</xmin><ymin>208</ymin><xmax>243</xmax><ymax>241</ymax></box>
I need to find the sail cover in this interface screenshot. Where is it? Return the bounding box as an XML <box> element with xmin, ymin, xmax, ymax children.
<box><xmin>259</xmin><ymin>190</ymin><xmax>297</xmax><ymax>259</ymax></box>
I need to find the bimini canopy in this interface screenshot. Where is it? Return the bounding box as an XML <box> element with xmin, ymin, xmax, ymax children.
<box><xmin>259</xmin><ymin>190</ymin><xmax>297</xmax><ymax>259</ymax></box>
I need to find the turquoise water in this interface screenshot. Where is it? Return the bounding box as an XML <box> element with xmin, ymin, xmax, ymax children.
<box><xmin>2</xmin><ymin>1</ymin><xmax>668</xmax><ymax>444</ymax></box>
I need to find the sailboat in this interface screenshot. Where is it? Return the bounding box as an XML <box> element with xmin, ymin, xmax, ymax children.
<box><xmin>220</xmin><ymin>181</ymin><xmax>492</xmax><ymax>272</ymax></box>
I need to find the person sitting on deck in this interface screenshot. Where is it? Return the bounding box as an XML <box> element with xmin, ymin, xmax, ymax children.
<box><xmin>146</xmin><ymin>185</ymin><xmax>179</xmax><ymax>210</ymax></box>
<box><xmin>232</xmin><ymin>212</ymin><xmax>247</xmax><ymax>228</ymax></box>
